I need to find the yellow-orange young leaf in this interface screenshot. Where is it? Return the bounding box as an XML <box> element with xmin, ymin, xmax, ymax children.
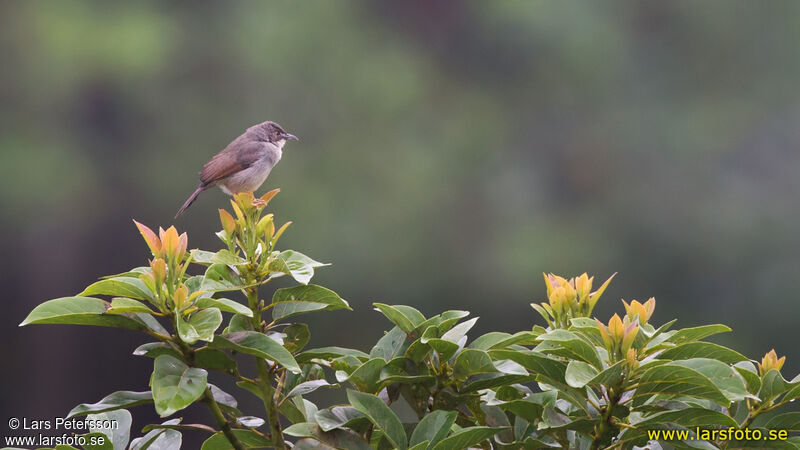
<box><xmin>159</xmin><ymin>226</ymin><xmax>180</xmax><ymax>261</ymax></box>
<box><xmin>260</xmin><ymin>188</ymin><xmax>280</xmax><ymax>205</ymax></box>
<box><xmin>219</xmin><ymin>209</ymin><xmax>236</xmax><ymax>235</ymax></box>
<box><xmin>150</xmin><ymin>258</ymin><xmax>166</xmax><ymax>286</ymax></box>
<box><xmin>133</xmin><ymin>220</ymin><xmax>162</xmax><ymax>256</ymax></box>
<box><xmin>575</xmin><ymin>273</ymin><xmax>592</xmax><ymax>303</ymax></box>
<box><xmin>608</xmin><ymin>314</ymin><xmax>624</xmax><ymax>341</ymax></box>
<box><xmin>595</xmin><ymin>318</ymin><xmax>613</xmax><ymax>349</ymax></box>
<box><xmin>273</xmin><ymin>221</ymin><xmax>292</xmax><ymax>244</ymax></box>
<box><xmin>758</xmin><ymin>349</ymin><xmax>786</xmax><ymax>375</ymax></box>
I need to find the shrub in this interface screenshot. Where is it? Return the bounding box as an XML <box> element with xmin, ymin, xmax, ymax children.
<box><xmin>22</xmin><ymin>191</ymin><xmax>800</xmax><ymax>449</ymax></box>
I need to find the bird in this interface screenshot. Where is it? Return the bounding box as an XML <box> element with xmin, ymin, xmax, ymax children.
<box><xmin>175</xmin><ymin>121</ymin><xmax>298</xmax><ymax>218</ymax></box>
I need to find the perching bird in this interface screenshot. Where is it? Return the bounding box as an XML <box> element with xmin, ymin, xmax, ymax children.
<box><xmin>175</xmin><ymin>121</ymin><xmax>298</xmax><ymax>218</ymax></box>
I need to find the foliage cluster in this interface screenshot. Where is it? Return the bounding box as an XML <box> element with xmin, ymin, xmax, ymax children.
<box><xmin>22</xmin><ymin>191</ymin><xmax>800</xmax><ymax>449</ymax></box>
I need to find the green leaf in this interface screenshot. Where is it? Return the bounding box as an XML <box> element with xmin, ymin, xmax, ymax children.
<box><xmin>426</xmin><ymin>338</ymin><xmax>461</xmax><ymax>362</ymax></box>
<box><xmin>659</xmin><ymin>341</ymin><xmax>748</xmax><ymax>363</ymax></box>
<box><xmin>212</xmin><ymin>331</ymin><xmax>301</xmax><ymax>373</ymax></box>
<box><xmin>378</xmin><ymin>362</ymin><xmax>435</xmax><ymax>386</ymax></box>
<box><xmin>633</xmin><ymin>407</ymin><xmax>738</xmax><ymax>428</ymax></box>
<box><xmin>284</xmin><ymin>423</ymin><xmax>371</xmax><ymax>450</ymax></box>
<box><xmin>531</xmin><ymin>303</ymin><xmax>553</xmax><ymax>327</ymax></box>
<box><xmin>195</xmin><ymin>297</ymin><xmax>252</xmax><ymax>317</ymax></box>
<box><xmin>209</xmin><ymin>384</ymin><xmax>240</xmax><ymax>417</ymax></box>
<box><xmin>201</xmin><ymin>430</ymin><xmax>272</xmax><ymax>450</ymax></box>
<box><xmin>68</xmin><ymin>391</ymin><xmax>153</xmax><ymax>418</ymax></box>
<box><xmin>671</xmin><ymin>358</ymin><xmax>751</xmax><ymax>402</ymax></box>
<box><xmin>20</xmin><ymin>297</ymin><xmax>147</xmax><ymax>331</ymax></box>
<box><xmin>415</xmin><ymin>310</ymin><xmax>469</xmax><ymax>334</ymax></box>
<box><xmin>129</xmin><ymin>419</ymin><xmax>182</xmax><ymax>450</ymax></box>
<box><xmin>539</xmin><ymin>403</ymin><xmax>590</xmax><ymax>431</ymax></box>
<box><xmin>565</xmin><ymin>360</ymin><xmax>599</xmax><ymax>388</ymax></box>
<box><xmin>134</xmin><ymin>313</ymin><xmax>170</xmax><ymax>336</ymax></box>
<box><xmin>666</xmin><ymin>324</ymin><xmax>731</xmax><ymax>345</ymax></box>
<box><xmin>225</xmin><ymin>313</ymin><xmax>253</xmax><ymax>333</ymax></box>
<box><xmin>272</xmin><ymin>284</ymin><xmax>351</xmax><ymax>321</ymax></box>
<box><xmin>280</xmin><ymin>396</ymin><xmax>319</xmax><ymax>425</ymax></box>
<box><xmin>489</xmin><ymin>349</ymin><xmax>567</xmax><ymax>383</ymax></box>
<box><xmin>194</xmin><ymin>348</ymin><xmax>237</xmax><ymax>372</ymax></box>
<box><xmin>150</xmin><ymin>355</ymin><xmax>208</xmax><ymax>417</ymax></box>
<box><xmin>440</xmin><ymin>317</ymin><xmax>479</xmax><ymax>343</ymax></box>
<box><xmin>283</xmin><ymin>323</ymin><xmax>311</xmax><ymax>353</ymax></box>
<box><xmin>370</xmin><ymin>326</ymin><xmax>410</xmax><ymax>360</ymax></box>
<box><xmin>402</xmin><ymin>341</ymin><xmax>432</xmax><ymax>367</ymax></box>
<box><xmin>487</xmin><ymin>391</ymin><xmax>556</xmax><ymax>422</ymax></box>
<box><xmin>80</xmin><ymin>431</ymin><xmax>114</xmax><ymax>450</ymax></box>
<box><xmin>277</xmin><ymin>250</ymin><xmax>328</xmax><ymax>284</ymax></box>
<box><xmin>235</xmin><ymin>416</ymin><xmax>265</xmax><ymax>428</ymax></box>
<box><xmin>734</xmin><ymin>361</ymin><xmax>762</xmax><ymax>394</ymax></box>
<box><xmin>282</xmin><ymin>398</ymin><xmax>317</xmax><ymax>421</ymax></box>
<box><xmin>481</xmin><ymin>404</ymin><xmax>513</xmax><ymax>443</ymax></box>
<box><xmin>86</xmin><ymin>409</ymin><xmax>132</xmax><ymax>450</ymax></box>
<box><xmin>133</xmin><ymin>343</ymin><xmax>184</xmax><ymax>361</ymax></box>
<box><xmin>633</xmin><ymin>362</ymin><xmax>730</xmax><ymax>407</ymax></box>
<box><xmin>782</xmin><ymin>382</ymin><xmax>800</xmax><ymax>403</ymax></box>
<box><xmin>453</xmin><ymin>349</ymin><xmax>497</xmax><ymax>379</ymax></box>
<box><xmin>296</xmin><ymin>347</ymin><xmax>369</xmax><ymax>363</ymax></box>
<box><xmin>201</xmin><ymin>263</ymin><xmax>248</xmax><ymax>292</ymax></box>
<box><xmin>589</xmin><ymin>360</ymin><xmax>625</xmax><ymax>387</ymax></box>
<box><xmin>431</xmin><ymin>426</ymin><xmax>505</xmax><ymax>450</ymax></box>
<box><xmin>437</xmin><ymin>310</ymin><xmax>472</xmax><ymax>330</ymax></box>
<box><xmin>469</xmin><ymin>332</ymin><xmax>513</xmax><ymax>350</ymax></box>
<box><xmin>409</xmin><ymin>410</ymin><xmax>457</xmax><ymax>448</ymax></box>
<box><xmin>79</xmin><ymin>277</ymin><xmax>154</xmax><ymax>301</ymax></box>
<box><xmin>140</xmin><ymin>423</ymin><xmax>217</xmax><ymax>434</ymax></box>
<box><xmin>765</xmin><ymin>412</ymin><xmax>800</xmax><ymax>432</ymax></box>
<box><xmin>107</xmin><ymin>297</ymin><xmax>156</xmax><ymax>314</ymax></box>
<box><xmin>281</xmin><ymin>422</ymin><xmax>318</xmax><ymax>437</ymax></box>
<box><xmin>347</xmin><ymin>390</ymin><xmax>407</xmax><ymax>450</ymax></box>
<box><xmin>177</xmin><ymin>308</ymin><xmax>222</xmax><ymax>344</ymax></box>
<box><xmin>536</xmin><ymin>329</ymin><xmax>603</xmax><ymax>369</ymax></box>
<box><xmin>760</xmin><ymin>369</ymin><xmax>791</xmax><ymax>402</ymax></box>
<box><xmin>336</xmin><ymin>358</ymin><xmax>386</xmax><ymax>392</ymax></box>
<box><xmin>373</xmin><ymin>303</ymin><xmax>426</xmax><ymax>333</ymax></box>
<box><xmin>191</xmin><ymin>249</ymin><xmax>247</xmax><ymax>266</ymax></box>
<box><xmin>285</xmin><ymin>379</ymin><xmax>334</xmax><ymax>398</ymax></box>
<box><xmin>470</xmin><ymin>331</ymin><xmax>538</xmax><ymax>350</ymax></box>
<box><xmin>461</xmin><ymin>373</ymin><xmax>533</xmax><ymax>392</ymax></box>
<box><xmin>724</xmin><ymin>437</ymin><xmax>800</xmax><ymax>449</ymax></box>
<box><xmin>315</xmin><ymin>406</ymin><xmax>366</xmax><ymax>432</ymax></box>
<box><xmin>494</xmin><ymin>359</ymin><xmax>528</xmax><ymax>376</ymax></box>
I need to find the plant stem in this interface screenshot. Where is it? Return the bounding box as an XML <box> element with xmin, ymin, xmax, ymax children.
<box><xmin>245</xmin><ymin>283</ymin><xmax>285</xmax><ymax>449</ymax></box>
<box><xmin>257</xmin><ymin>358</ymin><xmax>284</xmax><ymax>448</ymax></box>
<box><xmin>203</xmin><ymin>388</ymin><xmax>247</xmax><ymax>450</ymax></box>
<box><xmin>590</xmin><ymin>384</ymin><xmax>623</xmax><ymax>450</ymax></box>
<box><xmin>170</xmin><ymin>325</ymin><xmax>246</xmax><ymax>450</ymax></box>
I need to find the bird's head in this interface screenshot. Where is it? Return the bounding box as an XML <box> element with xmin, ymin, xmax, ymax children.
<box><xmin>250</xmin><ymin>121</ymin><xmax>298</xmax><ymax>149</ymax></box>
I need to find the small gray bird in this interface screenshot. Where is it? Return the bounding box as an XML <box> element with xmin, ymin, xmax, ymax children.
<box><xmin>175</xmin><ymin>121</ymin><xmax>298</xmax><ymax>218</ymax></box>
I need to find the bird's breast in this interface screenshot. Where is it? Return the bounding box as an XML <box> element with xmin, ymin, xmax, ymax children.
<box><xmin>221</xmin><ymin>148</ymin><xmax>281</xmax><ymax>194</ymax></box>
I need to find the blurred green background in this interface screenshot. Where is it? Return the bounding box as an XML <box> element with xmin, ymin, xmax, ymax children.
<box><xmin>2</xmin><ymin>0</ymin><xmax>799</xmax><ymax>444</ymax></box>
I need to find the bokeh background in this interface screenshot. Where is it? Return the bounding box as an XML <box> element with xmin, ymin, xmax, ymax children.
<box><xmin>2</xmin><ymin>0</ymin><xmax>800</xmax><ymax>446</ymax></box>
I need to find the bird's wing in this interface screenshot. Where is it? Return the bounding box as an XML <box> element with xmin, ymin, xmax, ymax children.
<box><xmin>200</xmin><ymin>141</ymin><xmax>264</xmax><ymax>186</ymax></box>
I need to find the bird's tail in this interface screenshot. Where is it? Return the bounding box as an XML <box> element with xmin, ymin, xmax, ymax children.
<box><xmin>175</xmin><ymin>186</ymin><xmax>205</xmax><ymax>219</ymax></box>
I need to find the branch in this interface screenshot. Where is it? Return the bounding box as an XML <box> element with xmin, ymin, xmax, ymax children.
<box><xmin>203</xmin><ymin>388</ymin><xmax>246</xmax><ymax>450</ymax></box>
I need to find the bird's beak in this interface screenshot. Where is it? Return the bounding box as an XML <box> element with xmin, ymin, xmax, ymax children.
<box><xmin>284</xmin><ymin>133</ymin><xmax>299</xmax><ymax>141</ymax></box>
